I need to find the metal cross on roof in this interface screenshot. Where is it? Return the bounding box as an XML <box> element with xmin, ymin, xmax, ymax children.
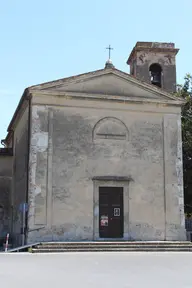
<box><xmin>106</xmin><ymin>45</ymin><xmax>113</xmax><ymax>59</ymax></box>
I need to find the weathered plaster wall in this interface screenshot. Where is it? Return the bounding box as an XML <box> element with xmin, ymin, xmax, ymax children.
<box><xmin>12</xmin><ymin>106</ymin><xmax>29</xmax><ymax>246</ymax></box>
<box><xmin>0</xmin><ymin>155</ymin><xmax>12</xmax><ymax>241</ymax></box>
<box><xmin>27</xmin><ymin>105</ymin><xmax>49</xmax><ymax>241</ymax></box>
<box><xmin>164</xmin><ymin>115</ymin><xmax>186</xmax><ymax>240</ymax></box>
<box><xmin>27</xmin><ymin>100</ymin><xmax>185</xmax><ymax>242</ymax></box>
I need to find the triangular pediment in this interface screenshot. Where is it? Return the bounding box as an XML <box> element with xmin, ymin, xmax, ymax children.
<box><xmin>29</xmin><ymin>68</ymin><xmax>183</xmax><ymax>103</ymax></box>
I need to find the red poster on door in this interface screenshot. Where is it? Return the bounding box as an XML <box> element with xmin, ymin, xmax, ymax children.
<box><xmin>100</xmin><ymin>215</ymin><xmax>108</xmax><ymax>226</ymax></box>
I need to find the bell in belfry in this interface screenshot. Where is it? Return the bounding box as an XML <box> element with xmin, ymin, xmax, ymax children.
<box><xmin>149</xmin><ymin>63</ymin><xmax>162</xmax><ymax>88</ymax></box>
<box><xmin>151</xmin><ymin>71</ymin><xmax>161</xmax><ymax>85</ymax></box>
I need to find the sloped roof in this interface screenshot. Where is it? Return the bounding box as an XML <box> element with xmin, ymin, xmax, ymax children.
<box><xmin>4</xmin><ymin>66</ymin><xmax>184</xmax><ymax>145</ymax></box>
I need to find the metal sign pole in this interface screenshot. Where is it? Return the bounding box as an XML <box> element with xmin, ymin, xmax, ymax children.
<box><xmin>22</xmin><ymin>204</ymin><xmax>25</xmax><ymax>246</ymax></box>
<box><xmin>19</xmin><ymin>203</ymin><xmax>28</xmax><ymax>247</ymax></box>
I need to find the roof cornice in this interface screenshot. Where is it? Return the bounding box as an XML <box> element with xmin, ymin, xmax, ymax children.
<box><xmin>29</xmin><ymin>67</ymin><xmax>184</xmax><ymax>103</ymax></box>
<box><xmin>31</xmin><ymin>90</ymin><xmax>184</xmax><ymax>107</ymax></box>
<box><xmin>2</xmin><ymin>66</ymin><xmax>184</xmax><ymax>144</ymax></box>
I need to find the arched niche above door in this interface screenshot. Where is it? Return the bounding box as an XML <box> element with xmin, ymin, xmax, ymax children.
<box><xmin>93</xmin><ymin>117</ymin><xmax>129</xmax><ymax>141</ymax></box>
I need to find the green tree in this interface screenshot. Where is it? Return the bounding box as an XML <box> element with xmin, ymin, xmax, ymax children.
<box><xmin>175</xmin><ymin>74</ymin><xmax>192</xmax><ymax>214</ymax></box>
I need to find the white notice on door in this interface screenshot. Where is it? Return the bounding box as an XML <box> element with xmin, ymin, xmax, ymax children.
<box><xmin>114</xmin><ymin>208</ymin><xmax>120</xmax><ymax>216</ymax></box>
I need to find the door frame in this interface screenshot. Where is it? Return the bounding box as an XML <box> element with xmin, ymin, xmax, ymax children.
<box><xmin>93</xmin><ymin>176</ymin><xmax>130</xmax><ymax>241</ymax></box>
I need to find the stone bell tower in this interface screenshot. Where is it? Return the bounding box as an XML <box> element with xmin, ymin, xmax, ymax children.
<box><xmin>127</xmin><ymin>42</ymin><xmax>179</xmax><ymax>93</ymax></box>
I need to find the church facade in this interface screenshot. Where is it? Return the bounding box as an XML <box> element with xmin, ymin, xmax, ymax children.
<box><xmin>0</xmin><ymin>42</ymin><xmax>186</xmax><ymax>246</ymax></box>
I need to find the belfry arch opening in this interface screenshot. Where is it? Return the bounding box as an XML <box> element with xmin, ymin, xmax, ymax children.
<box><xmin>149</xmin><ymin>63</ymin><xmax>162</xmax><ymax>88</ymax></box>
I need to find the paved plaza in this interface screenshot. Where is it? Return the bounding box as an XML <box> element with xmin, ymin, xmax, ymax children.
<box><xmin>0</xmin><ymin>252</ymin><xmax>192</xmax><ymax>287</ymax></box>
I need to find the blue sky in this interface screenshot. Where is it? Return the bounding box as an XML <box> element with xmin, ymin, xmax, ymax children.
<box><xmin>0</xmin><ymin>0</ymin><xmax>191</xmax><ymax>142</ymax></box>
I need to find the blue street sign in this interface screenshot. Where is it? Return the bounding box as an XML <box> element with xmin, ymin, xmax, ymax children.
<box><xmin>19</xmin><ymin>203</ymin><xmax>28</xmax><ymax>213</ymax></box>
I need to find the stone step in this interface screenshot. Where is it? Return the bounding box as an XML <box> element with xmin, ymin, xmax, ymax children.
<box><xmin>40</xmin><ymin>241</ymin><xmax>191</xmax><ymax>245</ymax></box>
<box><xmin>38</xmin><ymin>242</ymin><xmax>192</xmax><ymax>246</ymax></box>
<box><xmin>32</xmin><ymin>247</ymin><xmax>192</xmax><ymax>253</ymax></box>
<box><xmin>31</xmin><ymin>241</ymin><xmax>192</xmax><ymax>253</ymax></box>
<box><xmin>36</xmin><ymin>244</ymin><xmax>192</xmax><ymax>249</ymax></box>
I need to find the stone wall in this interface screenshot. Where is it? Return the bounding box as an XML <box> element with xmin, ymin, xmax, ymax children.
<box><xmin>27</xmin><ymin>100</ymin><xmax>185</xmax><ymax>242</ymax></box>
<box><xmin>28</xmin><ymin>105</ymin><xmax>49</xmax><ymax>241</ymax></box>
<box><xmin>0</xmin><ymin>151</ymin><xmax>12</xmax><ymax>245</ymax></box>
<box><xmin>135</xmin><ymin>51</ymin><xmax>177</xmax><ymax>93</ymax></box>
<box><xmin>12</xmin><ymin>105</ymin><xmax>29</xmax><ymax>246</ymax></box>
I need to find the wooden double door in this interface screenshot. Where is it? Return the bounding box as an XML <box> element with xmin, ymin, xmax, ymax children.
<box><xmin>99</xmin><ymin>187</ymin><xmax>123</xmax><ymax>238</ymax></box>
